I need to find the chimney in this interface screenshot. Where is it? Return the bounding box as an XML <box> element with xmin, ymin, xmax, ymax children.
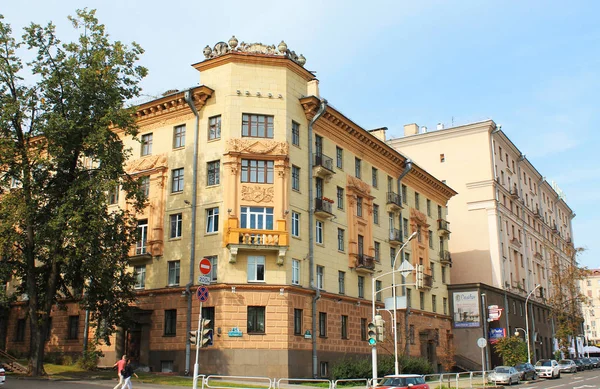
<box><xmin>307</xmin><ymin>79</ymin><xmax>320</xmax><ymax>97</ymax></box>
<box><xmin>404</xmin><ymin>123</ymin><xmax>419</xmax><ymax>136</ymax></box>
<box><xmin>369</xmin><ymin>127</ymin><xmax>387</xmax><ymax>142</ymax></box>
<box><xmin>437</xmin><ymin>123</ymin><xmax>444</xmax><ymax>131</ymax></box>
<box><xmin>421</xmin><ymin>126</ymin><xmax>428</xmax><ymax>133</ymax></box>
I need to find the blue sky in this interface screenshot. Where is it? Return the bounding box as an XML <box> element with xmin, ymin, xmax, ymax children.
<box><xmin>2</xmin><ymin>1</ymin><xmax>598</xmax><ymax>268</ymax></box>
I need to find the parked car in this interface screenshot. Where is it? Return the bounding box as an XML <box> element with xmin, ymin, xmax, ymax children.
<box><xmin>580</xmin><ymin>358</ymin><xmax>593</xmax><ymax>370</ymax></box>
<box><xmin>557</xmin><ymin>359</ymin><xmax>577</xmax><ymax>373</ymax></box>
<box><xmin>487</xmin><ymin>366</ymin><xmax>521</xmax><ymax>385</ymax></box>
<box><xmin>515</xmin><ymin>363</ymin><xmax>537</xmax><ymax>380</ymax></box>
<box><xmin>377</xmin><ymin>375</ymin><xmax>429</xmax><ymax>389</ymax></box>
<box><xmin>0</xmin><ymin>367</ymin><xmax>4</xmax><ymax>384</ymax></box>
<box><xmin>573</xmin><ymin>359</ymin><xmax>585</xmax><ymax>371</ymax></box>
<box><xmin>589</xmin><ymin>357</ymin><xmax>600</xmax><ymax>368</ymax></box>
<box><xmin>535</xmin><ymin>359</ymin><xmax>561</xmax><ymax>379</ymax></box>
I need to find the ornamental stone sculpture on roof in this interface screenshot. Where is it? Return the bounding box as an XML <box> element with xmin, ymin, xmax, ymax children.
<box><xmin>202</xmin><ymin>36</ymin><xmax>306</xmax><ymax>67</ymax></box>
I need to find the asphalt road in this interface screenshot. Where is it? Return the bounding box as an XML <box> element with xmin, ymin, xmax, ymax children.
<box><xmin>6</xmin><ymin>368</ymin><xmax>600</xmax><ymax>389</ymax></box>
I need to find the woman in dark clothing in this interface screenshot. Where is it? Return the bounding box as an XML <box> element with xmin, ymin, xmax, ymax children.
<box><xmin>121</xmin><ymin>359</ymin><xmax>139</xmax><ymax>389</ymax></box>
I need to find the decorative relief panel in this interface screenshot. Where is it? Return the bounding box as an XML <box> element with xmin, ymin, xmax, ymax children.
<box><xmin>225</xmin><ymin>139</ymin><xmax>288</xmax><ymax>156</ymax></box>
<box><xmin>125</xmin><ymin>154</ymin><xmax>168</xmax><ymax>175</ymax></box>
<box><xmin>410</xmin><ymin>208</ymin><xmax>429</xmax><ymax>227</ymax></box>
<box><xmin>203</xmin><ymin>37</ymin><xmax>307</xmax><ymax>67</ymax></box>
<box><xmin>347</xmin><ymin>175</ymin><xmax>372</xmax><ymax>197</ymax></box>
<box><xmin>241</xmin><ymin>186</ymin><xmax>274</xmax><ymax>203</ymax></box>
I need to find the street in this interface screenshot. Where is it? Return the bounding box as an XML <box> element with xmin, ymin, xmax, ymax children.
<box><xmin>5</xmin><ymin>368</ymin><xmax>600</xmax><ymax>389</ymax></box>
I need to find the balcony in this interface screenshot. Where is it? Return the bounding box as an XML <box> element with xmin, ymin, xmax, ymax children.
<box><xmin>312</xmin><ymin>153</ymin><xmax>335</xmax><ymax>181</ymax></box>
<box><xmin>509</xmin><ymin>187</ymin><xmax>519</xmax><ymax>199</ymax></box>
<box><xmin>389</xmin><ymin>228</ymin><xmax>403</xmax><ymax>245</ymax></box>
<box><xmin>534</xmin><ymin>251</ymin><xmax>543</xmax><ymax>260</ymax></box>
<box><xmin>509</xmin><ymin>237</ymin><xmax>522</xmax><ymax>248</ymax></box>
<box><xmin>314</xmin><ymin>198</ymin><xmax>334</xmax><ymax>218</ymax></box>
<box><xmin>552</xmin><ymin>223</ymin><xmax>559</xmax><ymax>234</ymax></box>
<box><xmin>355</xmin><ymin>253</ymin><xmax>376</xmax><ymax>274</ymax></box>
<box><xmin>437</xmin><ymin>219</ymin><xmax>451</xmax><ymax>236</ymax></box>
<box><xmin>440</xmin><ymin>250</ymin><xmax>452</xmax><ymax>265</ymax></box>
<box><xmin>417</xmin><ymin>273</ymin><xmax>433</xmax><ymax>289</ymax></box>
<box><xmin>386</xmin><ymin>192</ymin><xmax>403</xmax><ymax>211</ymax></box>
<box><xmin>225</xmin><ymin>219</ymin><xmax>288</xmax><ymax>265</ymax></box>
<box><xmin>534</xmin><ymin>208</ymin><xmax>543</xmax><ymax>219</ymax></box>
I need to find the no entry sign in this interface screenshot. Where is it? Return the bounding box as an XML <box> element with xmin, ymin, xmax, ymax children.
<box><xmin>199</xmin><ymin>258</ymin><xmax>212</xmax><ymax>275</ymax></box>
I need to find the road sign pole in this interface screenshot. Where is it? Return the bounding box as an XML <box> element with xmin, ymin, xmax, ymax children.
<box><xmin>192</xmin><ymin>301</ymin><xmax>202</xmax><ymax>389</ymax></box>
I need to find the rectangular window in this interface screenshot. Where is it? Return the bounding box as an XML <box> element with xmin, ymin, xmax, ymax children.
<box><xmin>292</xmin><ymin>259</ymin><xmax>300</xmax><ymax>285</ymax></box>
<box><xmin>430</xmin><ymin>262</ymin><xmax>435</xmax><ymax>280</ymax></box>
<box><xmin>207</xmin><ymin>160</ymin><xmax>220</xmax><ymax>186</ymax></box>
<box><xmin>403</xmin><ymin>218</ymin><xmax>409</xmax><ymax>238</ymax></box>
<box><xmin>361</xmin><ymin>318</ymin><xmax>367</xmax><ymax>340</ymax></box>
<box><xmin>247</xmin><ymin>306</ymin><xmax>266</xmax><ymax>334</ymax></box>
<box><xmin>292</xmin><ymin>165</ymin><xmax>300</xmax><ymax>191</ymax></box>
<box><xmin>206</xmin><ymin>255</ymin><xmax>218</xmax><ymax>282</ymax></box>
<box><xmin>443</xmin><ymin>297</ymin><xmax>448</xmax><ymax>315</ymax></box>
<box><xmin>336</xmin><ymin>147</ymin><xmax>343</xmax><ymax>169</ymax></box>
<box><xmin>168</xmin><ymin>261</ymin><xmax>180</xmax><ymax>285</ymax></box>
<box><xmin>338</xmin><ymin>271</ymin><xmax>345</xmax><ymax>294</ymax></box>
<box><xmin>355</xmin><ymin>158</ymin><xmax>361</xmax><ymax>178</ymax></box>
<box><xmin>402</xmin><ymin>184</ymin><xmax>407</xmax><ymax>204</ymax></box>
<box><xmin>438</xmin><ymin>205</ymin><xmax>443</xmax><ymax>219</ymax></box>
<box><xmin>432</xmin><ymin>295</ymin><xmax>437</xmax><ymax>313</ymax></box>
<box><xmin>241</xmin><ymin>159</ymin><xmax>274</xmax><ymax>183</ymax></box>
<box><xmin>387</xmin><ymin>176</ymin><xmax>393</xmax><ymax>192</ymax></box>
<box><xmin>240</xmin><ymin>207</ymin><xmax>273</xmax><ymax>230</ymax></box>
<box><xmin>316</xmin><ymin>220</ymin><xmax>324</xmax><ymax>244</ymax></box>
<box><xmin>357</xmin><ymin>197</ymin><xmax>363</xmax><ymax>217</ymax></box>
<box><xmin>242</xmin><ymin>114</ymin><xmax>274</xmax><ymax>138</ymax></box>
<box><xmin>172</xmin><ymin>168</ymin><xmax>184</xmax><ymax>193</ymax></box>
<box><xmin>164</xmin><ymin>309</ymin><xmax>176</xmax><ymax>336</ymax></box>
<box><xmin>319</xmin><ymin>312</ymin><xmax>327</xmax><ymax>337</ymax></box>
<box><xmin>141</xmin><ymin>133</ymin><xmax>153</xmax><ymax>156</ymax></box>
<box><xmin>108</xmin><ymin>185</ymin><xmax>119</xmax><ymax>205</ymax></box>
<box><xmin>420</xmin><ymin>291</ymin><xmax>425</xmax><ymax>310</ymax></box>
<box><xmin>341</xmin><ymin>315</ymin><xmax>348</xmax><ymax>339</ymax></box>
<box><xmin>16</xmin><ymin>319</ymin><xmax>26</xmax><ymax>342</ymax></box>
<box><xmin>428</xmin><ymin>230</ymin><xmax>433</xmax><ymax>248</ymax></box>
<box><xmin>173</xmin><ymin>124</ymin><xmax>186</xmax><ymax>148</ymax></box>
<box><xmin>320</xmin><ymin>362</ymin><xmax>328</xmax><ymax>378</ymax></box>
<box><xmin>206</xmin><ymin>115</ymin><xmax>222</xmax><ymax>140</ymax></box>
<box><xmin>337</xmin><ymin>228</ymin><xmax>345</xmax><ymax>251</ymax></box>
<box><xmin>292</xmin><ymin>121</ymin><xmax>300</xmax><ymax>146</ymax></box>
<box><xmin>336</xmin><ymin>187</ymin><xmax>344</xmax><ymax>209</ymax></box>
<box><xmin>376</xmin><ymin>280</ymin><xmax>382</xmax><ymax>302</ymax></box>
<box><xmin>374</xmin><ymin>241</ymin><xmax>380</xmax><ymax>262</ymax></box>
<box><xmin>409</xmin><ymin>324</ymin><xmax>415</xmax><ymax>344</ymax></box>
<box><xmin>427</xmin><ymin>199</ymin><xmax>431</xmax><ymax>217</ymax></box>
<box><xmin>134</xmin><ymin>265</ymin><xmax>146</xmax><ymax>289</ymax></box>
<box><xmin>373</xmin><ymin>204</ymin><xmax>379</xmax><ymax>224</ymax></box>
<box><xmin>136</xmin><ymin>219</ymin><xmax>148</xmax><ymax>255</ymax></box>
<box><xmin>170</xmin><ymin>213</ymin><xmax>182</xmax><ymax>239</ymax></box>
<box><xmin>441</xmin><ymin>266</ymin><xmax>446</xmax><ymax>284</ymax></box>
<box><xmin>67</xmin><ymin>315</ymin><xmax>79</xmax><ymax>340</ymax></box>
<box><xmin>294</xmin><ymin>309</ymin><xmax>302</xmax><ymax>335</ymax></box>
<box><xmin>317</xmin><ymin>265</ymin><xmax>324</xmax><ymax>289</ymax></box>
<box><xmin>372</xmin><ymin>167</ymin><xmax>378</xmax><ymax>187</ymax></box>
<box><xmin>406</xmin><ymin>288</ymin><xmax>412</xmax><ymax>308</ymax></box>
<box><xmin>291</xmin><ymin>211</ymin><xmax>300</xmax><ymax>237</ymax></box>
<box><xmin>206</xmin><ymin>207</ymin><xmax>219</xmax><ymax>233</ymax></box>
<box><xmin>248</xmin><ymin>256</ymin><xmax>266</xmax><ymax>282</ymax></box>
<box><xmin>140</xmin><ymin>176</ymin><xmax>150</xmax><ymax>197</ymax></box>
<box><xmin>415</xmin><ymin>192</ymin><xmax>420</xmax><ymax>210</ymax></box>
<box><xmin>358</xmin><ymin>276</ymin><xmax>364</xmax><ymax>298</ymax></box>
<box><xmin>390</xmin><ymin>247</ymin><xmax>396</xmax><ymax>267</ymax></box>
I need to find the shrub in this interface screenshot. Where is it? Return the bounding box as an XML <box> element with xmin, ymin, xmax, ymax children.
<box><xmin>76</xmin><ymin>343</ymin><xmax>104</xmax><ymax>371</ymax></box>
<box><xmin>62</xmin><ymin>355</ymin><xmax>74</xmax><ymax>366</ymax></box>
<box><xmin>330</xmin><ymin>354</ymin><xmax>433</xmax><ymax>379</ymax></box>
<box><xmin>400</xmin><ymin>357</ymin><xmax>434</xmax><ymax>375</ymax></box>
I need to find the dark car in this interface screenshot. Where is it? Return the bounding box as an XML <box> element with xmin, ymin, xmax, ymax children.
<box><xmin>573</xmin><ymin>359</ymin><xmax>585</xmax><ymax>371</ymax></box>
<box><xmin>581</xmin><ymin>358</ymin><xmax>593</xmax><ymax>370</ymax></box>
<box><xmin>515</xmin><ymin>363</ymin><xmax>537</xmax><ymax>380</ymax></box>
<box><xmin>589</xmin><ymin>357</ymin><xmax>600</xmax><ymax>368</ymax></box>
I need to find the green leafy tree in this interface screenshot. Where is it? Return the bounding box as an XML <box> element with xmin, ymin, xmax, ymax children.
<box><xmin>494</xmin><ymin>336</ymin><xmax>528</xmax><ymax>366</ymax></box>
<box><xmin>0</xmin><ymin>9</ymin><xmax>147</xmax><ymax>375</ymax></box>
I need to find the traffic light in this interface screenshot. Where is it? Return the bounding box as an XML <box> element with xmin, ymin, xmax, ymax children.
<box><xmin>367</xmin><ymin>321</ymin><xmax>377</xmax><ymax>345</ymax></box>
<box><xmin>189</xmin><ymin>330</ymin><xmax>198</xmax><ymax>345</ymax></box>
<box><xmin>374</xmin><ymin>314</ymin><xmax>385</xmax><ymax>343</ymax></box>
<box><xmin>200</xmin><ymin>318</ymin><xmax>212</xmax><ymax>347</ymax></box>
<box><xmin>416</xmin><ymin>264</ymin><xmax>424</xmax><ymax>289</ymax></box>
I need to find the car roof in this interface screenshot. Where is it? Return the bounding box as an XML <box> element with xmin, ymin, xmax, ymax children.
<box><xmin>383</xmin><ymin>375</ymin><xmax>423</xmax><ymax>378</ymax></box>
<box><xmin>495</xmin><ymin>366</ymin><xmax>513</xmax><ymax>369</ymax></box>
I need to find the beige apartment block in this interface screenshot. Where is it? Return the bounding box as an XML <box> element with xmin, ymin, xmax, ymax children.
<box><xmin>388</xmin><ymin>121</ymin><xmax>576</xmax><ymax>369</ymax></box>
<box><xmin>582</xmin><ymin>269</ymin><xmax>600</xmax><ymax>346</ymax></box>
<box><xmin>4</xmin><ymin>39</ymin><xmax>456</xmax><ymax>377</ymax></box>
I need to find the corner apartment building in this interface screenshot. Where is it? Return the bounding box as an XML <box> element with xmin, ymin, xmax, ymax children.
<box><xmin>388</xmin><ymin>121</ymin><xmax>576</xmax><ymax>369</ymax></box>
<box><xmin>582</xmin><ymin>269</ymin><xmax>600</xmax><ymax>346</ymax></box>
<box><xmin>4</xmin><ymin>38</ymin><xmax>456</xmax><ymax>377</ymax></box>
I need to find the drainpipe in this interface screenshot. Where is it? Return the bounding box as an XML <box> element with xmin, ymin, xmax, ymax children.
<box><xmin>184</xmin><ymin>90</ymin><xmax>201</xmax><ymax>375</ymax></box>
<box><xmin>308</xmin><ymin>98</ymin><xmax>327</xmax><ymax>378</ymax></box>
<box><xmin>396</xmin><ymin>159</ymin><xmax>412</xmax><ymax>355</ymax></box>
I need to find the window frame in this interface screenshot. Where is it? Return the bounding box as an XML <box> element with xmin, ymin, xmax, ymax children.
<box><xmin>355</xmin><ymin>157</ymin><xmax>361</xmax><ymax>178</ymax></box>
<box><xmin>292</xmin><ymin>165</ymin><xmax>300</xmax><ymax>191</ymax></box>
<box><xmin>317</xmin><ymin>265</ymin><xmax>324</xmax><ymax>290</ymax></box>
<box><xmin>316</xmin><ymin>220</ymin><xmax>324</xmax><ymax>244</ymax></box>
<box><xmin>168</xmin><ymin>261</ymin><xmax>180</xmax><ymax>286</ymax></box>
<box><xmin>242</xmin><ymin>114</ymin><xmax>274</xmax><ymax>138</ymax></box>
<box><xmin>247</xmin><ymin>256</ymin><xmax>266</xmax><ymax>282</ymax></box>
<box><xmin>163</xmin><ymin>309</ymin><xmax>177</xmax><ymax>336</ymax></box>
<box><xmin>206</xmin><ymin>207</ymin><xmax>219</xmax><ymax>233</ymax></box>
<box><xmin>358</xmin><ymin>276</ymin><xmax>364</xmax><ymax>298</ymax></box>
<box><xmin>134</xmin><ymin>265</ymin><xmax>146</xmax><ymax>289</ymax></box>
<box><xmin>338</xmin><ymin>271</ymin><xmax>345</xmax><ymax>295</ymax></box>
<box><xmin>292</xmin><ymin>259</ymin><xmax>300</xmax><ymax>285</ymax></box>
<box><xmin>336</xmin><ymin>187</ymin><xmax>344</xmax><ymax>210</ymax></box>
<box><xmin>208</xmin><ymin>115</ymin><xmax>221</xmax><ymax>140</ymax></box>
<box><xmin>291</xmin><ymin>211</ymin><xmax>300</xmax><ymax>237</ymax></box>
<box><xmin>294</xmin><ymin>308</ymin><xmax>303</xmax><ymax>335</ymax></box>
<box><xmin>141</xmin><ymin>133</ymin><xmax>153</xmax><ymax>156</ymax></box>
<box><xmin>173</xmin><ymin>124</ymin><xmax>186</xmax><ymax>148</ymax></box>
<box><xmin>170</xmin><ymin>213</ymin><xmax>183</xmax><ymax>239</ymax></box>
<box><xmin>292</xmin><ymin>121</ymin><xmax>300</xmax><ymax>146</ymax></box>
<box><xmin>207</xmin><ymin>160</ymin><xmax>220</xmax><ymax>186</ymax></box>
<box><xmin>68</xmin><ymin>315</ymin><xmax>79</xmax><ymax>340</ymax></box>
<box><xmin>341</xmin><ymin>315</ymin><xmax>348</xmax><ymax>339</ymax></box>
<box><xmin>372</xmin><ymin>167</ymin><xmax>378</xmax><ymax>187</ymax></box>
<box><xmin>247</xmin><ymin>306</ymin><xmax>266</xmax><ymax>334</ymax></box>
<box><xmin>319</xmin><ymin>312</ymin><xmax>327</xmax><ymax>337</ymax></box>
<box><xmin>171</xmin><ymin>168</ymin><xmax>184</xmax><ymax>193</ymax></box>
<box><xmin>336</xmin><ymin>147</ymin><xmax>343</xmax><ymax>169</ymax></box>
<box><xmin>241</xmin><ymin>159</ymin><xmax>274</xmax><ymax>184</ymax></box>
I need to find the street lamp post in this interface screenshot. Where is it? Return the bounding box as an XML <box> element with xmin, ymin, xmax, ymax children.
<box><xmin>521</xmin><ymin>284</ymin><xmax>541</xmax><ymax>364</ymax></box>
<box><xmin>371</xmin><ymin>231</ymin><xmax>418</xmax><ymax>381</ymax></box>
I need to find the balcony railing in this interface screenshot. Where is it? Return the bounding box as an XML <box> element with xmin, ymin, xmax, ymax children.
<box><xmin>313</xmin><ymin>153</ymin><xmax>334</xmax><ymax>172</ymax></box>
<box><xmin>389</xmin><ymin>228</ymin><xmax>402</xmax><ymax>244</ymax></box>
<box><xmin>510</xmin><ymin>187</ymin><xmax>519</xmax><ymax>199</ymax></box>
<box><xmin>534</xmin><ymin>208</ymin><xmax>543</xmax><ymax>219</ymax></box>
<box><xmin>356</xmin><ymin>254</ymin><xmax>375</xmax><ymax>271</ymax></box>
<box><xmin>437</xmin><ymin>219</ymin><xmax>451</xmax><ymax>235</ymax></box>
<box><xmin>418</xmin><ymin>273</ymin><xmax>433</xmax><ymax>289</ymax></box>
<box><xmin>315</xmin><ymin>198</ymin><xmax>334</xmax><ymax>217</ymax></box>
<box><xmin>440</xmin><ymin>250</ymin><xmax>452</xmax><ymax>265</ymax></box>
<box><xmin>386</xmin><ymin>192</ymin><xmax>402</xmax><ymax>210</ymax></box>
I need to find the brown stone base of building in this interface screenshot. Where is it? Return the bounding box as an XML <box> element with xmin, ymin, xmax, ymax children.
<box><xmin>3</xmin><ymin>284</ymin><xmax>453</xmax><ymax>377</ymax></box>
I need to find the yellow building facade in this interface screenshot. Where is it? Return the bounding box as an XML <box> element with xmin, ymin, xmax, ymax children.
<box><xmin>5</xmin><ymin>39</ymin><xmax>456</xmax><ymax>377</ymax></box>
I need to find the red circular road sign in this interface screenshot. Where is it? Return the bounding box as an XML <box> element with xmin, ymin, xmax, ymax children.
<box><xmin>199</xmin><ymin>258</ymin><xmax>212</xmax><ymax>275</ymax></box>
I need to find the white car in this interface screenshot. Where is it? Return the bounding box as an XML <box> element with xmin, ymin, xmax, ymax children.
<box><xmin>535</xmin><ymin>359</ymin><xmax>561</xmax><ymax>379</ymax></box>
<box><xmin>0</xmin><ymin>366</ymin><xmax>5</xmax><ymax>384</ymax></box>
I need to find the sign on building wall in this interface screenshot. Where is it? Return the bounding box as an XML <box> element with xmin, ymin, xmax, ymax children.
<box><xmin>489</xmin><ymin>328</ymin><xmax>506</xmax><ymax>343</ymax></box>
<box><xmin>453</xmin><ymin>291</ymin><xmax>480</xmax><ymax>328</ymax></box>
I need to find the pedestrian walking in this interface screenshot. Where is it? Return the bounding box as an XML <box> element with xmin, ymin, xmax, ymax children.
<box><xmin>121</xmin><ymin>359</ymin><xmax>139</xmax><ymax>389</ymax></box>
<box><xmin>112</xmin><ymin>354</ymin><xmax>127</xmax><ymax>389</ymax></box>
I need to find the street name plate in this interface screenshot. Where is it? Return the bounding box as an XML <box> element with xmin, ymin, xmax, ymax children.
<box><xmin>198</xmin><ymin>275</ymin><xmax>211</xmax><ymax>285</ymax></box>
